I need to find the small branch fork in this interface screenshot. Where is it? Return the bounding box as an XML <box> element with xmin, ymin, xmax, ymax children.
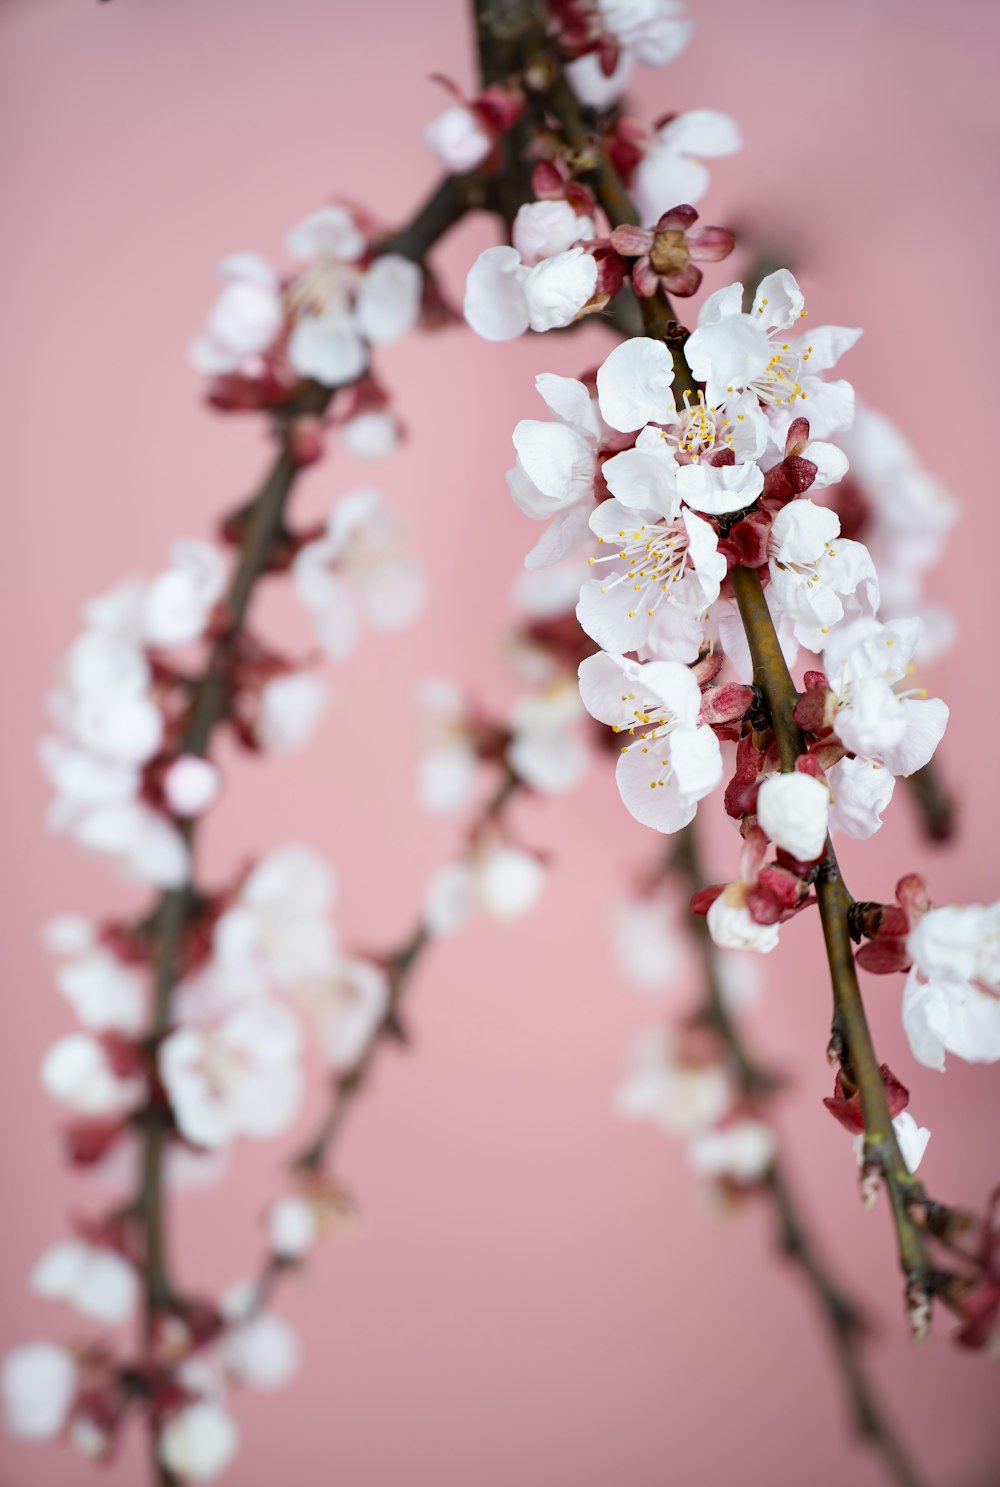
<box><xmin>671</xmin><ymin>824</ymin><xmax>928</xmax><ymax>1487</ymax></box>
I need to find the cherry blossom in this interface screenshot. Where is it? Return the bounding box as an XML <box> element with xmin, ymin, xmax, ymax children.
<box><xmin>632</xmin><ymin>110</ymin><xmax>741</xmax><ymax>223</ymax></box>
<box><xmin>767</xmin><ymin>499</ymin><xmax>879</xmax><ymax>651</ymax></box>
<box><xmin>464</xmin><ymin>243</ymin><xmax>599</xmax><ymax>341</ymax></box>
<box><xmin>2</xmin><ymin>1342</ymin><xmax>77</xmax><ymax>1439</ymax></box>
<box><xmin>425</xmin><ymin>833</ymin><xmax>546</xmax><ymax>935</ymax></box>
<box><xmin>212</xmin><ymin>845</ymin><xmax>337</xmax><ymax>997</ymax></box>
<box><xmin>822</xmin><ymin>616</ymin><xmax>949</xmax><ymax>777</ymax></box>
<box><xmin>267</xmin><ymin>1196</ymin><xmax>319</xmax><ymax>1261</ymax></box>
<box><xmin>707</xmin><ymin>885</ymin><xmax>781</xmax><ymax>954</ymax></box>
<box><xmin>416</xmin><ymin>680</ymin><xmax>481</xmax><ymax>814</ymax></box>
<box><xmin>610</xmin><ymin>205</ymin><xmax>734</xmax><ymax>299</ymax></box>
<box><xmin>41</xmin><ymin>1032</ymin><xmax>146</xmax><ymax>1118</ymax></box>
<box><xmin>578</xmin><ymin>652</ymin><xmax>722</xmax><ymax>832</ymax></box>
<box><xmin>292</xmin><ymin>489</ymin><xmax>424</xmax><ymax>659</ymax></box>
<box><xmin>254</xmin><ymin>673</ymin><xmax>329</xmax><ymax>754</ymax></box>
<box><xmin>285</xmin><ymin>207</ymin><xmax>421</xmax><ymax>385</ymax></box>
<box><xmin>755</xmin><ymin>771</ymin><xmax>830</xmax><ymax>863</ymax></box>
<box><xmin>825</xmin><ymin>755</ymin><xmax>895</xmax><ymax>840</ymax></box>
<box><xmin>902</xmin><ymin>904</ymin><xmax>1000</xmax><ymax>1070</ymax></box>
<box><xmin>142</xmin><ymin>541</ymin><xmax>226</xmax><ymax>647</ymax></box>
<box><xmin>221</xmin><ymin>1287</ymin><xmax>301</xmax><ymax>1391</ymax></box>
<box><xmin>688</xmin><ymin>1118</ymin><xmax>776</xmax><ymax>1184</ymax></box>
<box><xmin>685</xmin><ymin>270</ymin><xmax>861</xmax><ymax>446</ymax></box>
<box><xmin>159</xmin><ymin>999</ymin><xmax>305</xmax><ymax>1150</ymax></box>
<box><xmin>615</xmin><ymin>1028</ymin><xmax>730</xmax><ymax>1135</ymax></box>
<box><xmin>577</xmin><ymin>500</ymin><xmax>725</xmax><ymax>655</ymax></box>
<box><xmin>189</xmin><ymin>254</ymin><xmax>284</xmax><ymax>376</ymax></box>
<box><xmin>159</xmin><ymin>1400</ymin><xmax>239</xmax><ymax>1482</ymax></box>
<box><xmin>306</xmin><ymin>955</ymin><xmax>390</xmax><ymax>1071</ymax></box>
<box><xmin>31</xmin><ymin>1239</ymin><xmax>137</xmax><ymax>1325</ymax></box>
<box><xmin>506</xmin><ymin>677</ymin><xmax>588</xmax><ymax>793</ymax></box>
<box><xmin>507</xmin><ymin>373</ymin><xmax>606</xmax><ymax>568</ymax></box>
<box><xmin>425</xmin><ymin>104</ymin><xmax>493</xmax><ymax>172</ymax></box>
<box><xmin>52</xmin><ymin>945</ymin><xmax>144</xmax><ymax>1034</ymax></box>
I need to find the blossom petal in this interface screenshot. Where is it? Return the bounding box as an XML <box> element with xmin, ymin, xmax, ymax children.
<box><xmin>596</xmin><ymin>338</ymin><xmax>676</xmax><ymax>432</ymax></box>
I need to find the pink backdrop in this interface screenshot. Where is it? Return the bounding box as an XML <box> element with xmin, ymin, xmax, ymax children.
<box><xmin>1</xmin><ymin>0</ymin><xmax>998</xmax><ymax>1483</ymax></box>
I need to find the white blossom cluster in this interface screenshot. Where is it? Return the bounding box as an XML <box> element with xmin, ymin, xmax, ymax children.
<box><xmin>191</xmin><ymin>204</ymin><xmax>422</xmax><ymax>429</ymax></box>
<box><xmin>16</xmin><ymin>468</ymin><xmax>425</xmax><ymax>1465</ymax></box>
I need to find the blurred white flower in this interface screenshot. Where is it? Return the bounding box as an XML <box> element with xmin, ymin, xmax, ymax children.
<box><xmin>2</xmin><ymin>1342</ymin><xmax>77</xmax><ymax>1439</ymax></box>
<box><xmin>31</xmin><ymin>1239</ymin><xmax>137</xmax><ymax>1325</ymax></box>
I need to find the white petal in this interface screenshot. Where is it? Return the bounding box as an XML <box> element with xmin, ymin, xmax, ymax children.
<box><xmin>596</xmin><ymin>338</ymin><xmax>676</xmax><ymax>432</ymax></box>
<box><xmin>464</xmin><ymin>245</ymin><xmax>529</xmax><ymax>340</ymax></box>
<box><xmin>756</xmin><ymin>772</ymin><xmax>829</xmax><ymax>861</ymax></box>
<box><xmin>355</xmin><ymin>255</ymin><xmax>422</xmax><ymax>345</ymax></box>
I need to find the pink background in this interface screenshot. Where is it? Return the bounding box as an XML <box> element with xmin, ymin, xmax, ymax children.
<box><xmin>1</xmin><ymin>0</ymin><xmax>998</xmax><ymax>1483</ymax></box>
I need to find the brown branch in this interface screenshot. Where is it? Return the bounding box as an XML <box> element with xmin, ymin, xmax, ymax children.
<box><xmin>728</xmin><ymin>563</ymin><xmax>935</xmax><ymax>1306</ymax></box>
<box><xmin>671</xmin><ymin>822</ymin><xmax>929</xmax><ymax>1487</ymax></box>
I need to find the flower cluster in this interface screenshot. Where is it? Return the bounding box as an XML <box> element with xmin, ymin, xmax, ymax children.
<box><xmin>191</xmin><ymin>203</ymin><xmax>424</xmax><ymax>464</ymax></box>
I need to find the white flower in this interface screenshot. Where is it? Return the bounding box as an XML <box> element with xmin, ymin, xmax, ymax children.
<box><xmin>853</xmin><ymin>1111</ymin><xmax>930</xmax><ymax>1175</ymax></box>
<box><xmin>55</xmin><ymin>949</ymin><xmax>144</xmax><ymax>1034</ymax></box>
<box><xmin>685</xmin><ymin>270</ymin><xmax>861</xmax><ymax>446</ymax></box>
<box><xmin>310</xmin><ymin>955</ymin><xmax>390</xmax><ymax>1071</ymax></box>
<box><xmin>213</xmin><ymin>844</ymin><xmax>337</xmax><ymax>995</ymax></box>
<box><xmin>756</xmin><ymin>771</ymin><xmax>829</xmax><ymax>861</ymax></box>
<box><xmin>341</xmin><ymin>410</ymin><xmax>399</xmax><ymax>461</ymax></box>
<box><xmin>565</xmin><ymin>49</ymin><xmax>634</xmax><ymax>110</ymax></box>
<box><xmin>615</xmin><ymin>893</ymin><xmax>690</xmax><ymax>993</ymax></box>
<box><xmin>73</xmin><ymin>800</ymin><xmax>191</xmax><ymax>888</ymax></box>
<box><xmin>633</xmin><ymin>110</ymin><xmax>741</xmax><ymax>223</ymax></box>
<box><xmin>31</xmin><ymin>1239</ymin><xmax>137</xmax><ymax>1325</ymax></box>
<box><xmin>221</xmin><ymin>1289</ymin><xmax>300</xmax><ymax>1392</ymax></box>
<box><xmin>688</xmin><ymin>1118</ymin><xmax>776</xmax><ymax>1183</ymax></box>
<box><xmin>578</xmin><ymin>652</ymin><xmax>722</xmax><ymax>833</ymax></box>
<box><xmin>768</xmin><ymin>500</ymin><xmax>878</xmax><ymax>650</ymax></box>
<box><xmin>163</xmin><ymin>755</ymin><xmax>221</xmax><ymax>818</ymax></box>
<box><xmin>267</xmin><ymin>1196</ymin><xmax>319</xmax><ymax>1260</ymax></box>
<box><xmin>597</xmin><ymin>0</ymin><xmax>693</xmax><ymax>65</ymax></box>
<box><xmin>464</xmin><ymin>243</ymin><xmax>598</xmax><ymax>341</ymax></box>
<box><xmin>822</xmin><ymin>616</ymin><xmax>949</xmax><ymax>777</ymax></box>
<box><xmin>159</xmin><ymin>999</ymin><xmax>305</xmax><ymax>1149</ymax></box>
<box><xmin>44</xmin><ymin>914</ymin><xmax>95</xmax><ymax>956</ymax></box>
<box><xmin>902</xmin><ymin>903</ymin><xmax>1000</xmax><ymax>1070</ymax></box>
<box><xmin>508</xmin><ymin>373</ymin><xmax>604</xmax><ymax>569</ymax></box>
<box><xmin>284</xmin><ymin>207</ymin><xmax>421</xmax><ymax>384</ymax></box>
<box><xmin>826</xmin><ymin>756</ymin><xmax>895</xmax><ymax>840</ymax></box>
<box><xmin>507</xmin><ymin>677</ymin><xmax>588</xmax><ymax>794</ymax></box>
<box><xmin>41</xmin><ymin>1033</ymin><xmax>145</xmax><ymax>1116</ymax></box>
<box><xmin>142</xmin><ymin>541</ymin><xmax>226</xmax><ymax>647</ymax></box>
<box><xmin>578</xmin><ymin>500</ymin><xmax>725</xmax><ymax>655</ymax></box>
<box><xmin>615</xmin><ymin>1028</ymin><xmax>730</xmax><ymax>1135</ymax></box>
<box><xmin>417</xmin><ymin>680</ymin><xmax>479</xmax><ymax>815</ymax></box>
<box><xmin>425</xmin><ymin>838</ymin><xmax>545</xmax><ymax>935</ymax></box>
<box><xmin>512</xmin><ymin>201</ymin><xmax>596</xmax><ymax>264</ymax></box>
<box><xmin>292</xmin><ymin>489</ymin><xmax>424</xmax><ymax>659</ymax></box>
<box><xmin>707</xmin><ymin>886</ymin><xmax>780</xmax><ymax>954</ymax></box>
<box><xmin>839</xmin><ymin>402</ymin><xmax>957</xmax><ymax>638</ymax></box>
<box><xmin>255</xmin><ymin>673</ymin><xmax>328</xmax><ymax>754</ymax></box>
<box><xmin>190</xmin><ymin>253</ymin><xmax>283</xmax><ymax>375</ymax></box>
<box><xmin>596</xmin><ymin>337</ymin><xmax>767</xmax><ymax>515</ymax></box>
<box><xmin>159</xmin><ymin>1402</ymin><xmax>239</xmax><ymax>1482</ymax></box>
<box><xmin>425</xmin><ymin>104</ymin><xmax>492</xmax><ymax>171</ymax></box>
<box><xmin>3</xmin><ymin>1342</ymin><xmax>77</xmax><ymax>1439</ymax></box>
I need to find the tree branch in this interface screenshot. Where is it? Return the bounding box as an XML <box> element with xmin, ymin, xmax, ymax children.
<box><xmin>728</xmin><ymin>564</ymin><xmax>935</xmax><ymax>1306</ymax></box>
<box><xmin>672</xmin><ymin>821</ymin><xmax>929</xmax><ymax>1487</ymax></box>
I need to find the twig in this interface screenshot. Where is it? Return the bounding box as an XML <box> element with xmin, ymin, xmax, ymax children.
<box><xmin>728</xmin><ymin>564</ymin><xmax>934</xmax><ymax>1305</ymax></box>
<box><xmin>672</xmin><ymin>821</ymin><xmax>929</xmax><ymax>1487</ymax></box>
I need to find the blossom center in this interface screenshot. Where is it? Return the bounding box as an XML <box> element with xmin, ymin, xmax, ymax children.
<box><xmin>589</xmin><ymin>519</ymin><xmax>690</xmax><ymax>618</ymax></box>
